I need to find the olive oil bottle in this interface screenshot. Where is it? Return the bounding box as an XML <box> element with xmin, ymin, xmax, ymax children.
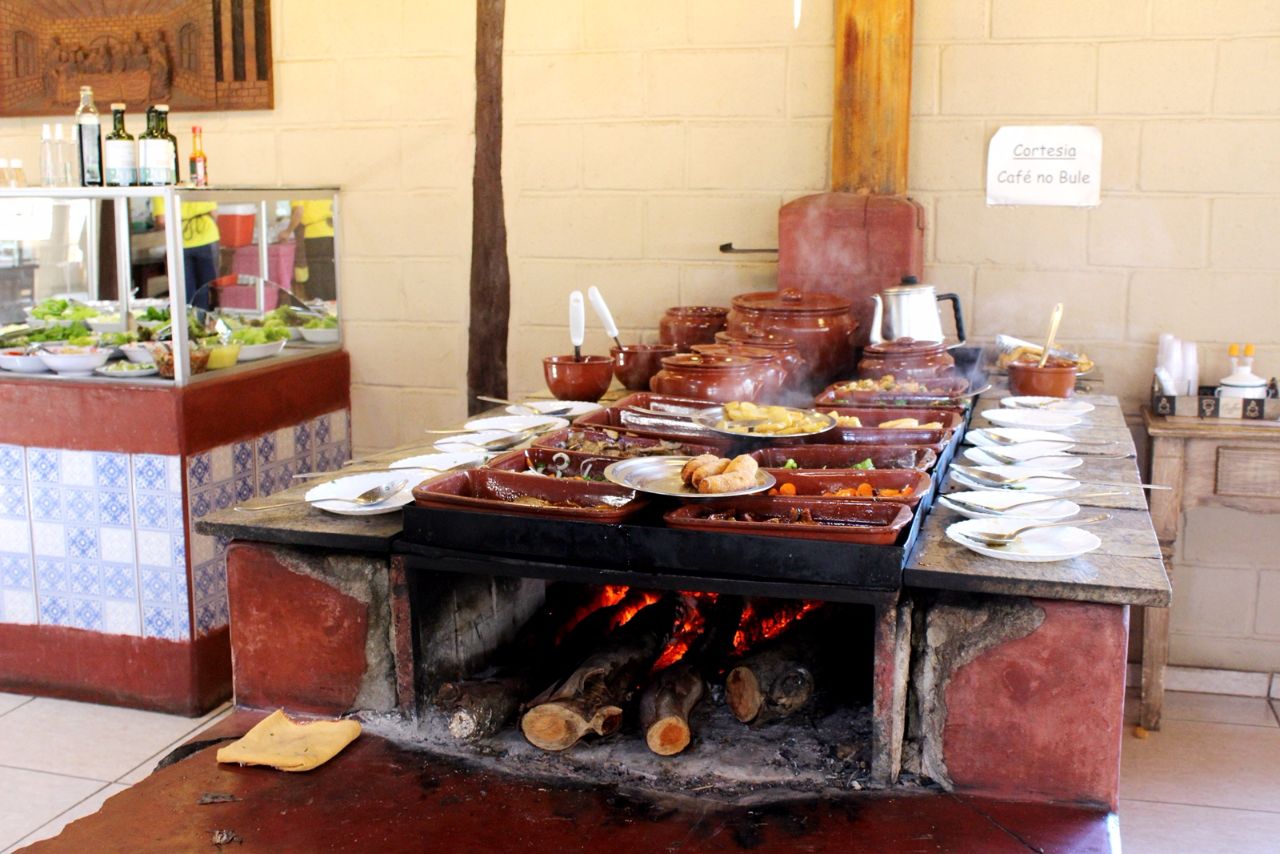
<box><xmin>103</xmin><ymin>103</ymin><xmax>136</xmax><ymax>187</ymax></box>
<box><xmin>74</xmin><ymin>86</ymin><xmax>102</xmax><ymax>186</ymax></box>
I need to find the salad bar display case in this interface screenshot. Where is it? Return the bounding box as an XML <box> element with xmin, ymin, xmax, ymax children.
<box><xmin>0</xmin><ymin>187</ymin><xmax>350</xmax><ymax>715</ymax></box>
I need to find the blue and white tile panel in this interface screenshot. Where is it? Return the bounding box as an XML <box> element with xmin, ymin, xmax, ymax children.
<box><xmin>186</xmin><ymin>408</ymin><xmax>351</xmax><ymax>637</ymax></box>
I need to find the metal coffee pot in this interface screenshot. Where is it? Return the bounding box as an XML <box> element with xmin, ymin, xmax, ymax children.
<box><xmin>868</xmin><ymin>276</ymin><xmax>966</xmax><ymax>346</ymax></box>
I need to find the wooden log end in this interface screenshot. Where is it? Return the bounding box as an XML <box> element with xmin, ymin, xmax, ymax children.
<box><xmin>725</xmin><ymin>666</ymin><xmax>762</xmax><ymax>723</ymax></box>
<box><xmin>645</xmin><ymin>717</ymin><xmax>692</xmax><ymax>756</ymax></box>
<box><xmin>521</xmin><ymin>702</ymin><xmax>623</xmax><ymax>752</ymax></box>
<box><xmin>448</xmin><ymin>710</ymin><xmax>479</xmax><ymax>741</ymax></box>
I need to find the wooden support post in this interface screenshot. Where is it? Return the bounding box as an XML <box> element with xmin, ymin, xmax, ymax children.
<box><xmin>467</xmin><ymin>0</ymin><xmax>511</xmax><ymax>414</ymax></box>
<box><xmin>832</xmin><ymin>0</ymin><xmax>914</xmax><ymax>195</ymax></box>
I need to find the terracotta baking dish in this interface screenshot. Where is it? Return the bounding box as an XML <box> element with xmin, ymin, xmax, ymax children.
<box><xmin>412</xmin><ymin>468</ymin><xmax>647</xmax><ymax>522</ymax></box>
<box><xmin>664</xmin><ymin>496</ymin><xmax>913</xmax><ymax>545</ymax></box>
<box><xmin>750</xmin><ymin>444</ymin><xmax>938</xmax><ymax>472</ymax></box>
<box><xmin>484</xmin><ymin>447</ymin><xmax>619</xmax><ymax>481</ymax></box>
<box><xmin>533</xmin><ymin>427</ymin><xmax>727</xmax><ymax>458</ymax></box>
<box><xmin>762</xmin><ymin>469</ymin><xmax>932</xmax><ymax>507</ymax></box>
<box><xmin>572</xmin><ymin>403</ymin><xmax>721</xmax><ymax>442</ymax></box>
<box><xmin>813</xmin><ymin>376</ymin><xmax>970</xmax><ymax>407</ymax></box>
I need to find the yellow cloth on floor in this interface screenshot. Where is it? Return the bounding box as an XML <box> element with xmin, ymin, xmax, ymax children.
<box><xmin>215</xmin><ymin>709</ymin><xmax>361</xmax><ymax>772</ymax></box>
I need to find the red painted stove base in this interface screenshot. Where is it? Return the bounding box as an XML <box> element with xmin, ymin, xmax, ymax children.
<box><xmin>28</xmin><ymin>710</ymin><xmax>1119</xmax><ymax>854</ymax></box>
<box><xmin>0</xmin><ymin>623</ymin><xmax>230</xmax><ymax>716</ymax></box>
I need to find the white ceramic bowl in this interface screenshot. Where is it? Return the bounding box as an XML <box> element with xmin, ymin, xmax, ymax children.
<box><xmin>300</xmin><ymin>326</ymin><xmax>339</xmax><ymax>344</ymax></box>
<box><xmin>120</xmin><ymin>344</ymin><xmax>159</xmax><ymax>364</ymax></box>
<box><xmin>237</xmin><ymin>339</ymin><xmax>287</xmax><ymax>361</ymax></box>
<box><xmin>0</xmin><ymin>349</ymin><xmax>50</xmax><ymax>373</ymax></box>
<box><xmin>38</xmin><ymin>347</ymin><xmax>110</xmax><ymax>376</ymax></box>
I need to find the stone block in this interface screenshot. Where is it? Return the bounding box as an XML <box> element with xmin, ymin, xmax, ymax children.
<box><xmin>908</xmin><ymin>120</ymin><xmax>986</xmax><ymax>191</ymax></box>
<box><xmin>1211</xmin><ymin>197</ymin><xmax>1280</xmax><ymax>270</ymax></box>
<box><xmin>788</xmin><ymin>46</ymin><xmax>835</xmax><ymax>118</ymax></box>
<box><xmin>509</xmin><ymin>195</ymin><xmax>644</xmax><ymax>260</ymax></box>
<box><xmin>342</xmin><ymin>257</ymin><xmax>468</xmax><ymax>326</ymax></box>
<box><xmin>512</xmin><ymin>259</ymin><xmax>680</xmax><ymax>327</ymax></box>
<box><xmin>339</xmin><ymin>58</ymin><xmax>404</xmax><ymax>123</ymax></box>
<box><xmin>940</xmin><ymin>45</ymin><xmax>1095</xmax><ymax>116</ymax></box>
<box><xmin>912</xmin><ymin>46</ymin><xmax>939</xmax><ymax>116</ymax></box>
<box><xmin>344</xmin><ymin>322</ymin><xmax>466</xmax><ymax>390</ymax></box>
<box><xmin>342</xmin><ymin>190</ymin><xmax>470</xmax><ymax>259</ymax></box>
<box><xmin>505</xmin><ymin>124</ymin><xmax>582</xmax><ymax>191</ymax></box>
<box><xmin>1182</xmin><ymin>507</ymin><xmax>1280</xmax><ymax>568</ymax></box>
<box><xmin>1142</xmin><ymin>121</ymin><xmax>1280</xmax><ymax>194</ymax></box>
<box><xmin>917</xmin><ymin>0</ymin><xmax>988</xmax><ymax>41</ymax></box>
<box><xmin>205</xmin><ymin>129</ymin><xmax>278</xmax><ymax>185</ymax></box>
<box><xmin>678</xmin><ymin>261</ymin><xmax>778</xmax><ymax>307</ymax></box>
<box><xmin>973</xmin><ymin>269</ymin><xmax>1127</xmax><ymax>342</ymax></box>
<box><xmin>1152</xmin><ymin>0</ymin><xmax>1280</xmax><ymax>36</ymax></box>
<box><xmin>934</xmin><ymin>195</ymin><xmax>1088</xmax><ymax>268</ymax></box>
<box><xmin>992</xmin><ymin>0</ymin><xmax>1147</xmax><ymax>38</ymax></box>
<box><xmin>647</xmin><ymin>50</ymin><xmax>787</xmax><ymax>117</ymax></box>
<box><xmin>1096</xmin><ymin>120</ymin><xmax>1141</xmax><ymax>191</ymax></box>
<box><xmin>506</xmin><ymin>53</ymin><xmax>644</xmax><ymax>120</ymax></box>
<box><xmin>349</xmin><ymin>385</ymin><xmax>399</xmax><ymax>453</ymax></box>
<box><xmin>1098</xmin><ymin>42</ymin><xmax>1215</xmax><ymax>115</ymax></box>
<box><xmin>687</xmin><ymin>121</ymin><xmax>828</xmax><ymax>191</ymax></box>
<box><xmin>585</xmin><ymin>0</ymin><xmax>687</xmax><ymax>49</ymax></box>
<box><xmin>273</xmin><ymin>60</ymin><xmax>339</xmax><ymax>124</ymax></box>
<box><xmin>506</xmin><ymin>0</ymin><xmax>583</xmax><ymax>51</ymax></box>
<box><xmin>400</xmin><ymin>125</ymin><xmax>474</xmax><ymax>191</ymax></box>
<box><xmin>278</xmin><ymin>126</ymin><xmax>402</xmax><ymax>190</ymax></box>
<box><xmin>643</xmin><ymin>194</ymin><xmax>781</xmax><ymax>260</ymax></box>
<box><xmin>1087</xmin><ymin>196</ymin><xmax>1207</xmax><ymax>269</ymax></box>
<box><xmin>1216</xmin><ymin>39</ymin><xmax>1280</xmax><ymax>114</ymax></box>
<box><xmin>1170</xmin><ymin>562</ymin><xmax>1258</xmax><ymax>637</ymax></box>
<box><xmin>1128</xmin><ymin>271</ymin><xmax>1280</xmax><ymax>343</ymax></box>
<box><xmin>402</xmin><ymin>0</ymin><xmax>476</xmax><ymax>54</ymax></box>
<box><xmin>689</xmin><ymin>0</ymin><xmax>834</xmax><ymax>44</ymax></box>
<box><xmin>582</xmin><ymin>123</ymin><xmax>684</xmax><ymax>190</ymax></box>
<box><xmin>396</xmin><ymin>390</ymin><xmax>468</xmax><ymax>446</ymax></box>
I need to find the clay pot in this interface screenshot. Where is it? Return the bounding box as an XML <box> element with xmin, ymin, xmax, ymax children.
<box><xmin>1008</xmin><ymin>358</ymin><xmax>1077</xmax><ymax>398</ymax></box>
<box><xmin>726</xmin><ymin>288</ymin><xmax>855</xmax><ymax>389</ymax></box>
<box><xmin>611</xmin><ymin>343</ymin><xmax>677</xmax><ymax>391</ymax></box>
<box><xmin>543</xmin><ymin>355</ymin><xmax>614</xmax><ymax>401</ymax></box>
<box><xmin>856</xmin><ymin>338</ymin><xmax>955</xmax><ymax>382</ymax></box>
<box><xmin>714</xmin><ymin>329</ymin><xmax>807</xmax><ymax>387</ymax></box>
<box><xmin>658</xmin><ymin>306</ymin><xmax>729</xmax><ymax>352</ymax></box>
<box><xmin>649</xmin><ymin>353</ymin><xmax>759</xmax><ymax>403</ymax></box>
<box><xmin>691</xmin><ymin>343</ymin><xmax>786</xmax><ymax>401</ymax></box>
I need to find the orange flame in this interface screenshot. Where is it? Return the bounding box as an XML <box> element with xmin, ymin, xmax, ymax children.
<box><xmin>555</xmin><ymin>584</ymin><xmax>629</xmax><ymax>644</ymax></box>
<box><xmin>651</xmin><ymin>600</ymin><xmax>707</xmax><ymax>672</ymax></box>
<box><xmin>609</xmin><ymin>590</ymin><xmax>662</xmax><ymax>631</ymax></box>
<box><xmin>732</xmin><ymin>600</ymin><xmax>823</xmax><ymax>655</ymax></box>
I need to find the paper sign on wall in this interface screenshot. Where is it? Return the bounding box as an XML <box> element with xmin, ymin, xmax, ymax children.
<box><xmin>986</xmin><ymin>126</ymin><xmax>1102</xmax><ymax>207</ymax></box>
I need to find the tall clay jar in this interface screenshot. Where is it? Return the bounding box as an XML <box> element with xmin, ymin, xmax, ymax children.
<box><xmin>692</xmin><ymin>343</ymin><xmax>786</xmax><ymax>401</ymax></box>
<box><xmin>649</xmin><ymin>353</ymin><xmax>759</xmax><ymax>403</ymax></box>
<box><xmin>715</xmin><ymin>330</ymin><xmax>807</xmax><ymax>389</ymax></box>
<box><xmin>658</xmin><ymin>306</ymin><xmax>729</xmax><ymax>352</ymax></box>
<box><xmin>725</xmin><ymin>289</ymin><xmax>855</xmax><ymax>389</ymax></box>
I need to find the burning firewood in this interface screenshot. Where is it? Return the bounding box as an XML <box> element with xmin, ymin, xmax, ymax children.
<box><xmin>521</xmin><ymin>597</ymin><xmax>677</xmax><ymax>752</ymax></box>
<box><xmin>725</xmin><ymin>615</ymin><xmax>826</xmax><ymax>725</ymax></box>
<box><xmin>638</xmin><ymin>662</ymin><xmax>704</xmax><ymax>756</ymax></box>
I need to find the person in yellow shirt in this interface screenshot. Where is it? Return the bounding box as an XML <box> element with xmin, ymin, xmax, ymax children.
<box><xmin>285</xmin><ymin>199</ymin><xmax>334</xmax><ymax>301</ymax></box>
<box><xmin>153</xmin><ymin>198</ymin><xmax>220</xmax><ymax>309</ymax></box>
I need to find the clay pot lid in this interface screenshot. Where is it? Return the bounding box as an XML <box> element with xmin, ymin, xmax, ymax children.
<box><xmin>716</xmin><ymin>330</ymin><xmax>799</xmax><ymax>349</ymax></box>
<box><xmin>660</xmin><ymin>352</ymin><xmax>753</xmax><ymax>370</ymax></box>
<box><xmin>692</xmin><ymin>343</ymin><xmax>775</xmax><ymax>361</ymax></box>
<box><xmin>863</xmin><ymin>337</ymin><xmax>947</xmax><ymax>355</ymax></box>
<box><xmin>731</xmin><ymin>288</ymin><xmax>851</xmax><ymax>314</ymax></box>
<box><xmin>663</xmin><ymin>305</ymin><xmax>729</xmax><ymax>317</ymax></box>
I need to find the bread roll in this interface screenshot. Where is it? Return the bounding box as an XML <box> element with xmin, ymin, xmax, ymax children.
<box><xmin>691</xmin><ymin>458</ymin><xmax>731</xmax><ymax>489</ymax></box>
<box><xmin>681</xmin><ymin>454</ymin><xmax>719</xmax><ymax>484</ymax></box>
<box><xmin>698</xmin><ymin>454</ymin><xmax>759</xmax><ymax>494</ymax></box>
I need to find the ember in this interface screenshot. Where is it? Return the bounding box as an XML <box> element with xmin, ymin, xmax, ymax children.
<box><xmin>732</xmin><ymin>599</ymin><xmax>824</xmax><ymax>655</ymax></box>
<box><xmin>609</xmin><ymin>590</ymin><xmax>663</xmax><ymax>630</ymax></box>
<box><xmin>651</xmin><ymin>596</ymin><xmax>709</xmax><ymax>672</ymax></box>
<box><xmin>555</xmin><ymin>584</ymin><xmax>629</xmax><ymax>643</ymax></box>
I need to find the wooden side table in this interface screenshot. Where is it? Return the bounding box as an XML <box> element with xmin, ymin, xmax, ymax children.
<box><xmin>1141</xmin><ymin>407</ymin><xmax>1280</xmax><ymax>729</ymax></box>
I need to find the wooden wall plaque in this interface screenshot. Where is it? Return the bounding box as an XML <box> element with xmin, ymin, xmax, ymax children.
<box><xmin>0</xmin><ymin>0</ymin><xmax>273</xmax><ymax>116</ymax></box>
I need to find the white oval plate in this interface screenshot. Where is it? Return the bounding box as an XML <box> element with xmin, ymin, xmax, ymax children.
<box><xmin>505</xmin><ymin>400</ymin><xmax>601</xmax><ymax>418</ymax></box>
<box><xmin>464</xmin><ymin>414</ymin><xmax>570</xmax><ymax>434</ymax></box>
<box><xmin>95</xmin><ymin>363</ymin><xmax>159</xmax><ymax>378</ymax></box>
<box><xmin>237</xmin><ymin>340</ymin><xmax>288</xmax><ymax>361</ymax></box>
<box><xmin>603</xmin><ymin>456</ymin><xmax>775</xmax><ymax>499</ymax></box>
<box><xmin>950</xmin><ymin>465</ymin><xmax>1080</xmax><ymax>493</ymax></box>
<box><xmin>967</xmin><ymin>428</ymin><xmax>1074</xmax><ymax>448</ymax></box>
<box><xmin>305</xmin><ymin>469</ymin><xmax>430</xmax><ymax>516</ymax></box>
<box><xmin>962</xmin><ymin>447</ymin><xmax>1082</xmax><ymax>471</ymax></box>
<box><xmin>946</xmin><ymin>517</ymin><xmax>1101</xmax><ymax>562</ymax></box>
<box><xmin>1001</xmin><ymin>396</ymin><xmax>1095</xmax><ymax>414</ymax></box>
<box><xmin>982</xmin><ymin>409</ymin><xmax>1082</xmax><ymax>430</ymax></box>
<box><xmin>938</xmin><ymin>491</ymin><xmax>1080</xmax><ymax>522</ymax></box>
<box><xmin>388</xmin><ymin>451</ymin><xmax>484</xmax><ymax>472</ymax></box>
<box><xmin>433</xmin><ymin>430</ymin><xmax>519</xmax><ymax>452</ymax></box>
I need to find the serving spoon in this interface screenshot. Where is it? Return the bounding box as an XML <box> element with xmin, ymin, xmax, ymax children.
<box><xmin>944</xmin><ymin>491</ymin><xmax>1125</xmax><ymax>512</ymax></box>
<box><xmin>974</xmin><ymin>429</ymin><xmax>1119</xmax><ymax>448</ymax></box>
<box><xmin>235</xmin><ymin>479</ymin><xmax>408</xmax><ymax>512</ymax></box>
<box><xmin>977</xmin><ymin>448</ymin><xmax>1132</xmax><ymax>465</ymax></box>
<box><xmin>951</xmin><ymin>464</ymin><xmax>1170</xmax><ymax>491</ymax></box>
<box><xmin>958</xmin><ymin>513</ymin><xmax>1111</xmax><ymax>548</ymax></box>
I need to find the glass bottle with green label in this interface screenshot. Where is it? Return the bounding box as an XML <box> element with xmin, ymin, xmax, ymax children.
<box><xmin>74</xmin><ymin>86</ymin><xmax>102</xmax><ymax>186</ymax></box>
<box><xmin>103</xmin><ymin>103</ymin><xmax>136</xmax><ymax>186</ymax></box>
<box><xmin>155</xmin><ymin>105</ymin><xmax>180</xmax><ymax>185</ymax></box>
<box><xmin>139</xmin><ymin>107</ymin><xmax>174</xmax><ymax>186</ymax></box>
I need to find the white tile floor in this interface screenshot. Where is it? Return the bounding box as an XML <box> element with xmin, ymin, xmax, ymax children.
<box><xmin>0</xmin><ymin>691</ymin><xmax>1276</xmax><ymax>851</ymax></box>
<box><xmin>0</xmin><ymin>693</ymin><xmax>230</xmax><ymax>852</ymax></box>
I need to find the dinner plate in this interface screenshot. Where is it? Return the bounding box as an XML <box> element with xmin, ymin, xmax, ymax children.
<box><xmin>691</xmin><ymin>405</ymin><xmax>836</xmax><ymax>439</ymax></box>
<box><xmin>604</xmin><ymin>456</ymin><xmax>775</xmax><ymax>499</ymax></box>
<box><xmin>305</xmin><ymin>469</ymin><xmax>431</xmax><ymax>516</ymax></box>
<box><xmin>981</xmin><ymin>409</ymin><xmax>1082</xmax><ymax>430</ymax></box>
<box><xmin>505</xmin><ymin>400</ymin><xmax>601</xmax><ymax>417</ymax></box>
<box><xmin>463</xmin><ymin>414</ymin><xmax>570</xmax><ymax>434</ymax></box>
<box><xmin>95</xmin><ymin>362</ymin><xmax>159</xmax><ymax>378</ymax></box>
<box><xmin>938</xmin><ymin>491</ymin><xmax>1081</xmax><ymax>522</ymax></box>
<box><xmin>949</xmin><ymin>465</ymin><xmax>1080</xmax><ymax>493</ymax></box>
<box><xmin>434</xmin><ymin>430</ymin><xmax>518</xmax><ymax>452</ymax></box>
<box><xmin>967</xmin><ymin>428</ymin><xmax>1074</xmax><ymax>449</ymax></box>
<box><xmin>1001</xmin><ymin>396</ymin><xmax>1095</xmax><ymax>414</ymax></box>
<box><xmin>387</xmin><ymin>451</ymin><xmax>485</xmax><ymax>472</ymax></box>
<box><xmin>962</xmin><ymin>446</ymin><xmax>1082</xmax><ymax>471</ymax></box>
<box><xmin>946</xmin><ymin>517</ymin><xmax>1101</xmax><ymax>562</ymax></box>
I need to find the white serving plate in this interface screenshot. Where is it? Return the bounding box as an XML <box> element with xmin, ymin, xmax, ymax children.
<box><xmin>434</xmin><ymin>430</ymin><xmax>518</xmax><ymax>452</ymax></box>
<box><xmin>938</xmin><ymin>490</ymin><xmax>1081</xmax><ymax>522</ymax></box>
<box><xmin>237</xmin><ymin>340</ymin><xmax>288</xmax><ymax>361</ymax></box>
<box><xmin>949</xmin><ymin>465</ymin><xmax>1080</xmax><ymax>494</ymax></box>
<box><xmin>505</xmin><ymin>400</ymin><xmax>601</xmax><ymax>418</ymax></box>
<box><xmin>1001</xmin><ymin>396</ymin><xmax>1095</xmax><ymax>414</ymax></box>
<box><xmin>37</xmin><ymin>348</ymin><xmax>110</xmax><ymax>377</ymax></box>
<box><xmin>603</xmin><ymin>456</ymin><xmax>774</xmax><ymax>499</ymax></box>
<box><xmin>0</xmin><ymin>349</ymin><xmax>49</xmax><ymax>373</ymax></box>
<box><xmin>305</xmin><ymin>469</ymin><xmax>430</xmax><ymax>516</ymax></box>
<box><xmin>982</xmin><ymin>409</ymin><xmax>1083</xmax><ymax>430</ymax></box>
<box><xmin>463</xmin><ymin>414</ymin><xmax>570</xmax><ymax>434</ymax></box>
<box><xmin>387</xmin><ymin>451</ymin><xmax>485</xmax><ymax>472</ymax></box>
<box><xmin>962</xmin><ymin>446</ymin><xmax>1082</xmax><ymax>471</ymax></box>
<box><xmin>967</xmin><ymin>428</ymin><xmax>1074</xmax><ymax>449</ymax></box>
<box><xmin>946</xmin><ymin>517</ymin><xmax>1101</xmax><ymax>562</ymax></box>
<box><xmin>95</xmin><ymin>362</ymin><xmax>158</xmax><ymax>378</ymax></box>
<box><xmin>300</xmin><ymin>326</ymin><xmax>339</xmax><ymax>344</ymax></box>
<box><xmin>120</xmin><ymin>344</ymin><xmax>160</xmax><ymax>364</ymax></box>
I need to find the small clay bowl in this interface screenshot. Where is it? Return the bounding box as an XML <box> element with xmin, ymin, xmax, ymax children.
<box><xmin>544</xmin><ymin>355</ymin><xmax>614</xmax><ymax>401</ymax></box>
<box><xmin>1008</xmin><ymin>358</ymin><xmax>1077</xmax><ymax>398</ymax></box>
<box><xmin>611</xmin><ymin>343</ymin><xmax>677</xmax><ymax>391</ymax></box>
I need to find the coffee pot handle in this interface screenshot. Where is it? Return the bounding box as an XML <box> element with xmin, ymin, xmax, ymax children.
<box><xmin>937</xmin><ymin>293</ymin><xmax>966</xmax><ymax>344</ymax></box>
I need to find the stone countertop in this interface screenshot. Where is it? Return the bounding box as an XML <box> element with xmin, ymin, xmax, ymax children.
<box><xmin>906</xmin><ymin>388</ymin><xmax>1172</xmax><ymax>607</ymax></box>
